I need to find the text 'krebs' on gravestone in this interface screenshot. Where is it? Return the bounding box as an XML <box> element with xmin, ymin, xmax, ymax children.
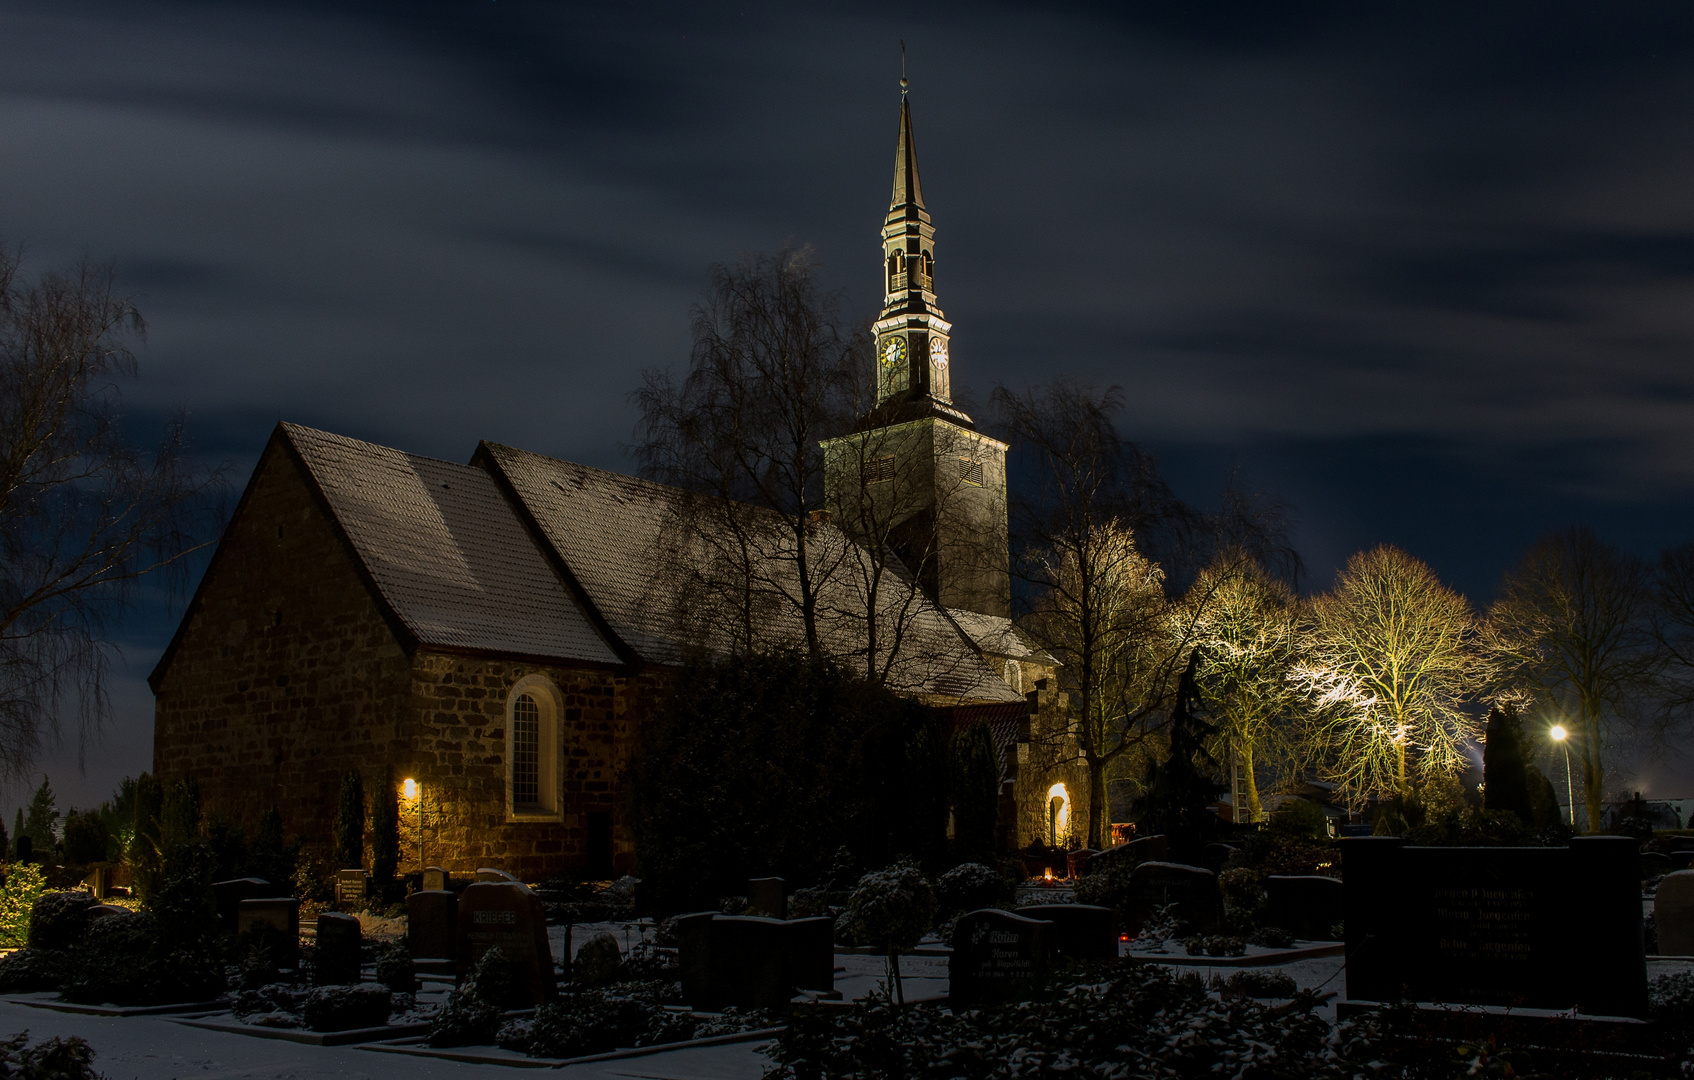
<box><xmin>1344</xmin><ymin>836</ymin><xmax>1647</xmax><ymax>1019</ymax></box>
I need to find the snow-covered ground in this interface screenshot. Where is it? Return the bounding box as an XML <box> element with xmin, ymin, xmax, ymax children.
<box><xmin>0</xmin><ymin>999</ymin><xmax>772</xmax><ymax>1080</ymax></box>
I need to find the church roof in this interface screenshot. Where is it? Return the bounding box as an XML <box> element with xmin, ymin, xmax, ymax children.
<box><xmin>282</xmin><ymin>423</ymin><xmax>622</xmax><ymax>665</ymax></box>
<box><xmin>891</xmin><ymin>96</ymin><xmax>925</xmax><ymax>211</ymax></box>
<box><xmin>477</xmin><ymin>442</ymin><xmax>1024</xmax><ymax>703</ymax></box>
<box><xmin>945</xmin><ymin>608</ymin><xmax>1058</xmax><ymax>666</ymax></box>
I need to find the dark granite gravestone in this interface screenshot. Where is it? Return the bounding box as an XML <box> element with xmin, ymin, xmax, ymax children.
<box><xmin>1123</xmin><ymin>861</ymin><xmax>1223</xmax><ymax>937</ymax></box>
<box><xmin>213</xmin><ymin>877</ymin><xmax>273</xmax><ymax>936</ymax></box>
<box><xmin>314</xmin><ymin>911</ymin><xmax>362</xmax><ymax>984</ymax></box>
<box><xmin>238</xmin><ymin>897</ymin><xmax>301</xmax><ymax>968</ymax></box>
<box><xmin>747</xmin><ymin>877</ymin><xmax>787</xmax><ymax>919</ymax></box>
<box><xmin>475</xmin><ymin>867</ymin><xmax>519</xmax><ymax>883</ymax></box>
<box><xmin>673</xmin><ymin>912</ymin><xmax>717</xmax><ymax>1007</ymax></box>
<box><xmin>1265</xmin><ymin>875</ymin><xmax>1344</xmax><ymax>940</ymax></box>
<box><xmin>335</xmin><ymin>870</ymin><xmax>369</xmax><ymax>911</ymax></box>
<box><xmin>455</xmin><ymin>881</ymin><xmax>555</xmax><ymax>1005</ymax></box>
<box><xmin>422</xmin><ymin>866</ymin><xmax>450</xmax><ymax>893</ymax></box>
<box><xmin>950</xmin><ymin>909</ymin><xmax>1053</xmax><ymax>1006</ymax></box>
<box><xmin>1087</xmin><ymin>834</ymin><xmax>1169</xmax><ymax>876</ymax></box>
<box><xmin>676</xmin><ymin>913</ymin><xmax>833</xmax><ymax>1010</ymax></box>
<box><xmin>1641</xmin><ymin>851</ymin><xmax>1672</xmax><ymax>879</ymax></box>
<box><xmin>1017</xmin><ymin>903</ymin><xmax>1116</xmax><ymax>961</ymax></box>
<box><xmin>1344</xmin><ymin>836</ymin><xmax>1647</xmax><ymax>1018</ymax></box>
<box><xmin>1655</xmin><ymin>871</ymin><xmax>1694</xmax><ymax>956</ymax></box>
<box><xmin>407</xmin><ymin>889</ymin><xmax>458</xmax><ymax>960</ymax></box>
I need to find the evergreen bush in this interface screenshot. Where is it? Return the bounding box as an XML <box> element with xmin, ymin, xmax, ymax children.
<box><xmin>27</xmin><ymin>892</ymin><xmax>98</xmax><ymax>952</ymax></box>
<box><xmin>301</xmin><ymin>985</ymin><xmax>392</xmax><ymax>1032</ymax></box>
<box><xmin>934</xmin><ymin>862</ymin><xmax>1008</xmax><ymax>915</ymax></box>
<box><xmin>0</xmin><ymin>1030</ymin><xmax>104</xmax><ymax>1080</ymax></box>
<box><xmin>369</xmin><ymin>768</ymin><xmax>400</xmax><ymax>885</ymax></box>
<box><xmin>0</xmin><ymin>863</ymin><xmax>47</xmax><ymax>948</ymax></box>
<box><xmin>948</xmin><ymin>723</ymin><xmax>1000</xmax><ymax>865</ymax></box>
<box><xmin>1482</xmin><ymin>704</ymin><xmax>1533</xmax><ymax>824</ymax></box>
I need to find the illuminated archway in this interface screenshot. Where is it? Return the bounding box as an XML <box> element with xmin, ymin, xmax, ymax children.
<box><xmin>1047</xmin><ymin>782</ymin><xmax>1070</xmax><ymax>847</ymax></box>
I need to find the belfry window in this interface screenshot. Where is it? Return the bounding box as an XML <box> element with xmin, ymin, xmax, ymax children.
<box><xmin>865</xmin><ymin>456</ymin><xmax>897</xmax><ymax>484</ymax></box>
<box><xmin>920</xmin><ymin>251</ymin><xmax>933</xmax><ymax>288</ymax></box>
<box><xmin>958</xmin><ymin>458</ymin><xmax>984</xmax><ymax>486</ymax></box>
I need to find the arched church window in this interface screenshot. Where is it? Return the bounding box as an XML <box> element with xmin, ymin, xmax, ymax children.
<box><xmin>506</xmin><ymin>675</ymin><xmax>562</xmax><ymax>820</ymax></box>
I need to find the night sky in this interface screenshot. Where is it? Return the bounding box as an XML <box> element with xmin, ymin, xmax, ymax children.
<box><xmin>7</xmin><ymin>1</ymin><xmax>1694</xmax><ymax>816</ymax></box>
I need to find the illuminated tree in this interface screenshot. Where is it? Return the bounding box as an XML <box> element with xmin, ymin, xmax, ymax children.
<box><xmin>1487</xmin><ymin>527</ymin><xmax>1657</xmax><ymax>832</ymax></box>
<box><xmin>1295</xmin><ymin>545</ymin><xmax>1479</xmax><ymax>805</ymax></box>
<box><xmin>1188</xmin><ymin>555</ymin><xmax>1303</xmax><ymax>822</ymax></box>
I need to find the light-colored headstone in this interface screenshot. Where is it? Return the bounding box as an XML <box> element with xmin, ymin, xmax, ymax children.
<box><xmin>422</xmin><ymin>866</ymin><xmax>450</xmax><ymax>892</ymax></box>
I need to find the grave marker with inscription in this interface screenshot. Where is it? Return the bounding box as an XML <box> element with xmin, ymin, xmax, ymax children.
<box><xmin>950</xmin><ymin>909</ymin><xmax>1053</xmax><ymax>1006</ymax></box>
<box><xmin>455</xmin><ymin>881</ymin><xmax>555</xmax><ymax>1005</ymax></box>
<box><xmin>1345</xmin><ymin>837</ymin><xmax>1646</xmax><ymax>1018</ymax></box>
<box><xmin>335</xmin><ymin>870</ymin><xmax>369</xmax><ymax>912</ymax></box>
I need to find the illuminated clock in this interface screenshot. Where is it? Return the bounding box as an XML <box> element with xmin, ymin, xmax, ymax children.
<box><xmin>880</xmin><ymin>336</ymin><xmax>907</xmax><ymax>368</ymax></box>
<box><xmin>930</xmin><ymin>337</ymin><xmax>949</xmax><ymax>369</ymax></box>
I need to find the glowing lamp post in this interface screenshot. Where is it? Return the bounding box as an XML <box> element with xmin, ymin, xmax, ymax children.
<box><xmin>1549</xmin><ymin>726</ymin><xmax>1575</xmax><ymax>829</ymax></box>
<box><xmin>402</xmin><ymin>778</ymin><xmax>423</xmax><ymax>869</ymax></box>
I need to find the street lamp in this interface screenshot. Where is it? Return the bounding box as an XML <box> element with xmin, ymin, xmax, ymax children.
<box><xmin>1549</xmin><ymin>726</ymin><xmax>1575</xmax><ymax>829</ymax></box>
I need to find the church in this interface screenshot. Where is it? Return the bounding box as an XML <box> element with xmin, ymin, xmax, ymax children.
<box><xmin>149</xmin><ymin>94</ymin><xmax>1088</xmax><ymax>880</ymax></box>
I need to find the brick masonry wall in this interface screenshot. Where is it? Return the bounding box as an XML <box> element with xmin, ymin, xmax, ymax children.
<box><xmin>154</xmin><ymin>442</ymin><xmax>665</xmax><ymax>882</ymax></box>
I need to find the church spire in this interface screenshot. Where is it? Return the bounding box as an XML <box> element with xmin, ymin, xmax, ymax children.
<box><xmin>891</xmin><ymin>97</ymin><xmax>925</xmax><ymax>212</ymax></box>
<box><xmin>871</xmin><ymin>75</ymin><xmax>967</xmax><ymax>424</ymax></box>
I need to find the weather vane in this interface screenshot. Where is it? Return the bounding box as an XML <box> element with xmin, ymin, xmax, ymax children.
<box><xmin>900</xmin><ymin>40</ymin><xmax>908</xmax><ymax>96</ymax></box>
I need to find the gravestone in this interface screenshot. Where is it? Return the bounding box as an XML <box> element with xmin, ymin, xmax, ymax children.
<box><xmin>407</xmin><ymin>889</ymin><xmax>458</xmax><ymax>960</ymax></box>
<box><xmin>475</xmin><ymin>867</ymin><xmax>519</xmax><ymax>883</ymax></box>
<box><xmin>1673</xmin><ymin>851</ymin><xmax>1694</xmax><ymax>872</ymax></box>
<box><xmin>335</xmin><ymin>870</ymin><xmax>369</xmax><ymax>911</ymax></box>
<box><xmin>950</xmin><ymin>909</ymin><xmax>1053</xmax><ymax>1006</ymax></box>
<box><xmin>673</xmin><ymin>912</ymin><xmax>717</xmax><ymax>1007</ymax></box>
<box><xmin>1264</xmin><ymin>875</ymin><xmax>1344</xmax><ymax>940</ymax></box>
<box><xmin>1124</xmin><ymin>861</ymin><xmax>1223</xmax><ymax>937</ymax></box>
<box><xmin>87</xmin><ymin>903</ymin><xmax>128</xmax><ymax>923</ymax></box>
<box><xmin>1066</xmin><ymin>850</ymin><xmax>1099</xmax><ymax>879</ymax></box>
<box><xmin>238</xmin><ymin>897</ymin><xmax>301</xmax><ymax>968</ymax></box>
<box><xmin>707</xmin><ymin>915</ymin><xmax>792</xmax><ymax>1010</ymax></box>
<box><xmin>1087</xmin><ymin>833</ymin><xmax>1168</xmax><ymax>876</ymax></box>
<box><xmin>314</xmin><ymin>911</ymin><xmax>362</xmax><ymax>984</ymax></box>
<box><xmin>213</xmin><ymin>877</ymin><xmax>273</xmax><ymax>936</ymax></box>
<box><xmin>1017</xmin><ymin>903</ymin><xmax>1116</xmax><ymax>961</ymax></box>
<box><xmin>574</xmin><ymin>932</ymin><xmax>623</xmax><ymax>986</ymax></box>
<box><xmin>1655</xmin><ymin>871</ymin><xmax>1694</xmax><ymax>956</ymax></box>
<box><xmin>1641</xmin><ymin>852</ymin><xmax>1672</xmax><ymax>879</ymax></box>
<box><xmin>455</xmin><ymin>881</ymin><xmax>555</xmax><ymax>1005</ymax></box>
<box><xmin>422</xmin><ymin>866</ymin><xmax>450</xmax><ymax>892</ymax></box>
<box><xmin>1345</xmin><ymin>836</ymin><xmax>1646</xmax><ymax>1018</ymax></box>
<box><xmin>747</xmin><ymin>877</ymin><xmax>787</xmax><ymax>919</ymax></box>
<box><xmin>784</xmin><ymin>916</ymin><xmax>835</xmax><ymax>993</ymax></box>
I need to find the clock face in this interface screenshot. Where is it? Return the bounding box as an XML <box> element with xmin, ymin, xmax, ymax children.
<box><xmin>880</xmin><ymin>336</ymin><xmax>907</xmax><ymax>368</ymax></box>
<box><xmin>930</xmin><ymin>337</ymin><xmax>949</xmax><ymax>369</ymax></box>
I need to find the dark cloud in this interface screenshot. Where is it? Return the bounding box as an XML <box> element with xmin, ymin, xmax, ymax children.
<box><xmin>7</xmin><ymin>0</ymin><xmax>1694</xmax><ymax>809</ymax></box>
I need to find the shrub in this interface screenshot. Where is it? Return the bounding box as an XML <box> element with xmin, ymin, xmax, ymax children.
<box><xmin>0</xmin><ymin>1031</ymin><xmax>104</xmax><ymax>1080</ymax></box>
<box><xmin>1247</xmin><ymin>925</ymin><xmax>1294</xmax><ymax>949</ymax></box>
<box><xmin>1183</xmin><ymin>935</ymin><xmax>1245</xmax><ymax>957</ymax></box>
<box><xmin>376</xmin><ymin>941</ymin><xmax>417</xmax><ymax>993</ymax></box>
<box><xmin>28</xmin><ymin>892</ymin><xmax>98</xmax><ymax>952</ymax></box>
<box><xmin>934</xmin><ymin>863</ymin><xmax>1008</xmax><ymax>915</ymax></box>
<box><xmin>0</xmin><ymin>863</ymin><xmax>47</xmax><ymax>948</ymax></box>
<box><xmin>0</xmin><ymin>946</ymin><xmax>69</xmax><ymax>992</ymax></box>
<box><xmin>1651</xmin><ymin>971</ymin><xmax>1694</xmax><ymax>1048</ymax></box>
<box><xmin>62</xmin><ymin>812</ymin><xmax>112</xmax><ymax>866</ymax></box>
<box><xmin>1071</xmin><ymin>861</ymin><xmax>1138</xmax><ymax>923</ymax></box>
<box><xmin>1268</xmin><ymin>799</ymin><xmax>1329</xmax><ymax>840</ymax></box>
<box><xmin>429</xmin><ymin>947</ymin><xmax>515</xmax><ymax>1046</ymax></box>
<box><xmin>1220</xmin><ymin>969</ymin><xmax>1298</xmax><ymax>999</ymax></box>
<box><xmin>528</xmin><ymin>982</ymin><xmax>671</xmax><ymax>1058</ymax></box>
<box><xmin>60</xmin><ymin>908</ymin><xmax>225</xmax><ymax>1006</ymax></box>
<box><xmin>301</xmin><ymin>985</ymin><xmax>392</xmax><ymax>1032</ymax></box>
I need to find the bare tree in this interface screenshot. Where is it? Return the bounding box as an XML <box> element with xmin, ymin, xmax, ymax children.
<box><xmin>632</xmin><ymin>248</ymin><xmax>860</xmax><ymax>658</ymax></box>
<box><xmin>1188</xmin><ymin>553</ymin><xmax>1304</xmax><ymax>823</ymax></box>
<box><xmin>1295</xmin><ymin>545</ymin><xmax>1479</xmax><ymax>807</ymax></box>
<box><xmin>1486</xmin><ymin>527</ymin><xmax>1658</xmax><ymax>832</ymax></box>
<box><xmin>0</xmin><ymin>246</ymin><xmax>215</xmax><ymax>781</ymax></box>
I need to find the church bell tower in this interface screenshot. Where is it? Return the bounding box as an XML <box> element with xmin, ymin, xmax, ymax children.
<box><xmin>823</xmin><ymin>82</ymin><xmax>1011</xmax><ymax>620</ymax></box>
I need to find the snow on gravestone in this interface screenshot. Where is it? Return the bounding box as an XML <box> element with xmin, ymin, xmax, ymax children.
<box><xmin>949</xmin><ymin>909</ymin><xmax>1053</xmax><ymax>1006</ymax></box>
<box><xmin>455</xmin><ymin>881</ymin><xmax>556</xmax><ymax>1005</ymax></box>
<box><xmin>1656</xmin><ymin>870</ymin><xmax>1694</xmax><ymax>956</ymax></box>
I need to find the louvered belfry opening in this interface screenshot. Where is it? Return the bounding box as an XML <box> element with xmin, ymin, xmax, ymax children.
<box><xmin>512</xmin><ymin>693</ymin><xmax>541</xmax><ymax>807</ymax></box>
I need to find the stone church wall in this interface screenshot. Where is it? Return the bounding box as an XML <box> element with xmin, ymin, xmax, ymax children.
<box><xmin>1012</xmin><ymin>682</ymin><xmax>1092</xmax><ymax>851</ymax></box>
<box><xmin>152</xmin><ymin>444</ymin><xmax>414</xmax><ymax>856</ymax></box>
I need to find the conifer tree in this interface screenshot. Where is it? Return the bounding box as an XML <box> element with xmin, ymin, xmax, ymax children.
<box><xmin>1482</xmin><ymin>704</ymin><xmax>1533</xmax><ymax>823</ymax></box>
<box><xmin>370</xmin><ymin>768</ymin><xmax>400</xmax><ymax>884</ymax></box>
<box><xmin>1133</xmin><ymin>650</ymin><xmax>1221</xmax><ymax>858</ymax></box>
<box><xmin>0</xmin><ymin>810</ymin><xmax>8</xmax><ymax>862</ymax></box>
<box><xmin>9</xmin><ymin>810</ymin><xmax>20</xmax><ymax>859</ymax></box>
<box><xmin>159</xmin><ymin>779</ymin><xmax>201</xmax><ymax>848</ymax></box>
<box><xmin>949</xmin><ymin>722</ymin><xmax>1000</xmax><ymax>865</ymax></box>
<box><xmin>335</xmin><ymin>770</ymin><xmax>366</xmax><ymax>870</ymax></box>
<box><xmin>22</xmin><ymin>777</ymin><xmax>59</xmax><ymax>850</ymax></box>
